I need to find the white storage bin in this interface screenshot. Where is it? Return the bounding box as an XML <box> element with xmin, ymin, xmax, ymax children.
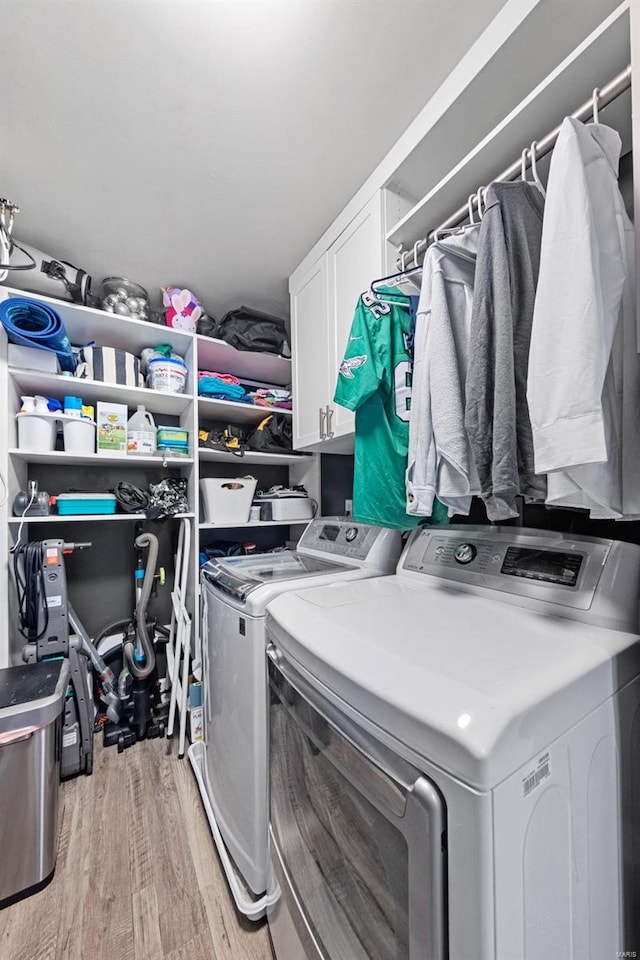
<box><xmin>200</xmin><ymin>477</ymin><xmax>257</xmax><ymax>525</ymax></box>
<box><xmin>16</xmin><ymin>413</ymin><xmax>57</xmax><ymax>452</ymax></box>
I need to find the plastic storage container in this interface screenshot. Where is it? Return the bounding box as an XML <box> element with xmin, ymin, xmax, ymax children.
<box><xmin>157</xmin><ymin>426</ymin><xmax>189</xmax><ymax>456</ymax></box>
<box><xmin>148</xmin><ymin>356</ymin><xmax>187</xmax><ymax>394</ymax></box>
<box><xmin>0</xmin><ymin>660</ymin><xmax>69</xmax><ymax>905</ymax></box>
<box><xmin>56</xmin><ymin>494</ymin><xmax>117</xmax><ymax>515</ymax></box>
<box><xmin>16</xmin><ymin>413</ymin><xmax>57</xmax><ymax>452</ymax></box>
<box><xmin>200</xmin><ymin>477</ymin><xmax>258</xmax><ymax>524</ymax></box>
<box><xmin>62</xmin><ymin>417</ymin><xmax>95</xmax><ymax>455</ymax></box>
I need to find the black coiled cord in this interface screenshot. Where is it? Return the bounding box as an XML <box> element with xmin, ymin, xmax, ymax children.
<box><xmin>113</xmin><ymin>481</ymin><xmax>150</xmax><ymax>514</ymax></box>
<box><xmin>14</xmin><ymin>541</ymin><xmax>49</xmax><ymax>641</ymax></box>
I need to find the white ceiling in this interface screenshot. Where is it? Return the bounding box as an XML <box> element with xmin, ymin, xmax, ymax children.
<box><xmin>1</xmin><ymin>0</ymin><xmax>505</xmax><ymax>318</ymax></box>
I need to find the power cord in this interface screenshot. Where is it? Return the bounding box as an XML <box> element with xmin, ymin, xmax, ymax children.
<box><xmin>113</xmin><ymin>481</ymin><xmax>150</xmax><ymax>514</ymax></box>
<box><xmin>9</xmin><ymin>485</ymin><xmax>37</xmax><ymax>553</ymax></box>
<box><xmin>13</xmin><ymin>540</ymin><xmax>49</xmax><ymax>641</ymax></box>
<box><xmin>0</xmin><ymin>199</ymin><xmax>36</xmax><ymax>280</ymax></box>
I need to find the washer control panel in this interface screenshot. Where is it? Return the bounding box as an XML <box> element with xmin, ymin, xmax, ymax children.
<box><xmin>299</xmin><ymin>518</ymin><xmax>379</xmax><ymax>561</ymax></box>
<box><xmin>403</xmin><ymin>526</ymin><xmax>612</xmax><ymax>610</ymax></box>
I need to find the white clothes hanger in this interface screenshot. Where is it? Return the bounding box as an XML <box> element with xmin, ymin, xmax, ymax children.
<box><xmin>520</xmin><ymin>145</ymin><xmax>546</xmax><ymax>198</ymax></box>
<box><xmin>432</xmin><ymin>194</ymin><xmax>480</xmax><ymax>243</ymax></box>
<box><xmin>592</xmin><ymin>87</ymin><xmax>600</xmax><ymax>123</ymax></box>
<box><xmin>529</xmin><ymin>140</ymin><xmax>546</xmax><ymax>198</ymax></box>
<box><xmin>476</xmin><ymin>186</ymin><xmax>487</xmax><ymax>219</ymax></box>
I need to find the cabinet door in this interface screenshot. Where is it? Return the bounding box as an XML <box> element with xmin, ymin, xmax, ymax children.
<box><xmin>291</xmin><ymin>254</ymin><xmax>331</xmax><ymax>450</ymax></box>
<box><xmin>328</xmin><ymin>194</ymin><xmax>383</xmax><ymax>440</ymax></box>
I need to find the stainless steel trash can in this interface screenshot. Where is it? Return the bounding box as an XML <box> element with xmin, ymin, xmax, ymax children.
<box><xmin>0</xmin><ymin>660</ymin><xmax>69</xmax><ymax>906</ymax></box>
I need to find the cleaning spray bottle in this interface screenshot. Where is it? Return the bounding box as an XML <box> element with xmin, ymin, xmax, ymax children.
<box><xmin>127</xmin><ymin>405</ymin><xmax>156</xmax><ymax>455</ymax></box>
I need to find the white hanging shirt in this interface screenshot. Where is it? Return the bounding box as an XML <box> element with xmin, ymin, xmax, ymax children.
<box><xmin>406</xmin><ymin>226</ymin><xmax>480</xmax><ymax>517</ymax></box>
<box><xmin>527</xmin><ymin>117</ymin><xmax>640</xmax><ymax>520</ymax></box>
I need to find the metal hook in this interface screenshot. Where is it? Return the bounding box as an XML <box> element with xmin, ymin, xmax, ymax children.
<box><xmin>467</xmin><ymin>194</ymin><xmax>476</xmax><ymax>225</ymax></box>
<box><xmin>592</xmin><ymin>87</ymin><xmax>600</xmax><ymax>123</ymax></box>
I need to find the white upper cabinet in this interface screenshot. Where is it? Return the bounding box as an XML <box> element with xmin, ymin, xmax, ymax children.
<box><xmin>290</xmin><ymin>194</ymin><xmax>383</xmax><ymax>452</ymax></box>
<box><xmin>328</xmin><ymin>194</ymin><xmax>383</xmax><ymax>441</ymax></box>
<box><xmin>290</xmin><ymin>253</ymin><xmax>331</xmax><ymax>449</ymax></box>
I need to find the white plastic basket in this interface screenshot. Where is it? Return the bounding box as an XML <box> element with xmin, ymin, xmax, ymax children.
<box><xmin>200</xmin><ymin>477</ymin><xmax>257</xmax><ymax>525</ymax></box>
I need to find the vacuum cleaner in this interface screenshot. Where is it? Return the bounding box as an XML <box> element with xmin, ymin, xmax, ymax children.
<box><xmin>94</xmin><ymin>531</ymin><xmax>169</xmax><ymax>751</ymax></box>
<box><xmin>14</xmin><ymin>539</ymin><xmax>119</xmax><ymax>778</ymax></box>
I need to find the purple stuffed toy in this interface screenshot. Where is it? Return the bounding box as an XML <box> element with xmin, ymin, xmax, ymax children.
<box><xmin>162</xmin><ymin>287</ymin><xmax>203</xmax><ymax>332</ymax></box>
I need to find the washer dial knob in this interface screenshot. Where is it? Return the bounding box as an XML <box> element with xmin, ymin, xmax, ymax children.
<box><xmin>345</xmin><ymin>527</ymin><xmax>358</xmax><ymax>542</ymax></box>
<box><xmin>454</xmin><ymin>542</ymin><xmax>477</xmax><ymax>565</ymax></box>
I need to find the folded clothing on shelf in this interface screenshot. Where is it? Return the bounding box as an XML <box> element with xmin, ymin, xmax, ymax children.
<box><xmin>248</xmin><ymin>388</ymin><xmax>293</xmax><ymax>409</ymax></box>
<box><xmin>198</xmin><ymin>373</ymin><xmax>248</xmax><ymax>401</ymax></box>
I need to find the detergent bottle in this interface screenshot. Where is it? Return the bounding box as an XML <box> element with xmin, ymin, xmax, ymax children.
<box><xmin>127</xmin><ymin>405</ymin><xmax>156</xmax><ymax>455</ymax></box>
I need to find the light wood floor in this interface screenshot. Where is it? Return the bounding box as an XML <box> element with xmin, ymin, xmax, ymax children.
<box><xmin>0</xmin><ymin>738</ymin><xmax>275</xmax><ymax>960</ymax></box>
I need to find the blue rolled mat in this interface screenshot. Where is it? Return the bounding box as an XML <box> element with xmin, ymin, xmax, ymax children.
<box><xmin>0</xmin><ymin>296</ymin><xmax>75</xmax><ymax>372</ymax></box>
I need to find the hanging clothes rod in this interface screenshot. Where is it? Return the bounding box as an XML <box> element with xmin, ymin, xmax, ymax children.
<box><xmin>399</xmin><ymin>63</ymin><xmax>632</xmax><ymax>270</ymax></box>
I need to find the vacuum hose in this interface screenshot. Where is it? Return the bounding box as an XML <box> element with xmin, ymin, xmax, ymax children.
<box><xmin>124</xmin><ymin>532</ymin><xmax>158</xmax><ymax>679</ymax></box>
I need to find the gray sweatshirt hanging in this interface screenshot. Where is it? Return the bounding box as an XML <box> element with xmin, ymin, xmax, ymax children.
<box><xmin>464</xmin><ymin>180</ymin><xmax>546</xmax><ymax>521</ymax></box>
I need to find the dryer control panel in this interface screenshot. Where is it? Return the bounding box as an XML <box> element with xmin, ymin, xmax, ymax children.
<box><xmin>401</xmin><ymin>525</ymin><xmax>623</xmax><ymax>615</ymax></box>
<box><xmin>415</xmin><ymin>535</ymin><xmax>589</xmax><ymax>587</ymax></box>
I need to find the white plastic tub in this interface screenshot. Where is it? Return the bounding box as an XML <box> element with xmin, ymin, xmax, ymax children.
<box><xmin>16</xmin><ymin>414</ymin><xmax>57</xmax><ymax>452</ymax></box>
<box><xmin>200</xmin><ymin>477</ymin><xmax>257</xmax><ymax>525</ymax></box>
<box><xmin>63</xmin><ymin>418</ymin><xmax>95</xmax><ymax>455</ymax></box>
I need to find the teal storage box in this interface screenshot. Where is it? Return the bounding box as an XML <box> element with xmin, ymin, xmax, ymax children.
<box><xmin>156</xmin><ymin>426</ymin><xmax>189</xmax><ymax>455</ymax></box>
<box><xmin>56</xmin><ymin>494</ymin><xmax>117</xmax><ymax>515</ymax></box>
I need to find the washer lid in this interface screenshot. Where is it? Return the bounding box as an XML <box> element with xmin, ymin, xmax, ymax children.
<box><xmin>202</xmin><ymin>551</ymin><xmax>345</xmax><ymax>602</ymax></box>
<box><xmin>266</xmin><ymin>577</ymin><xmax>640</xmax><ymax>790</ymax></box>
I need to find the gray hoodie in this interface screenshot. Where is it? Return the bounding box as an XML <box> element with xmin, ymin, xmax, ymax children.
<box><xmin>464</xmin><ymin>180</ymin><xmax>546</xmax><ymax>521</ymax></box>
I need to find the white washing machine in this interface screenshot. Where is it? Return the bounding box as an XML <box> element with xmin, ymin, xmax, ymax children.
<box><xmin>265</xmin><ymin>525</ymin><xmax>640</xmax><ymax>960</ymax></box>
<box><xmin>188</xmin><ymin>517</ymin><xmax>402</xmax><ymax>919</ymax></box>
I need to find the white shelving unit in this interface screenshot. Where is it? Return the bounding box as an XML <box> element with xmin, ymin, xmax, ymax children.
<box><xmin>198</xmin><ymin>395</ymin><xmax>292</xmax><ymax>425</ymax></box>
<box><xmin>200</xmin><ymin>520</ymin><xmax>294</xmax><ymax>530</ymax></box>
<box><xmin>384</xmin><ymin>3</ymin><xmax>631</xmax><ymax>251</ymax></box>
<box><xmin>197</xmin><ymin>334</ymin><xmax>291</xmax><ymax>386</ymax></box>
<box><xmin>0</xmin><ymin>286</ymin><xmax>317</xmax><ymax>669</ymax></box>
<box><xmin>11</xmin><ymin>368</ymin><xmax>193</xmax><ymax>415</ymax></box>
<box><xmin>8</xmin><ymin>512</ymin><xmax>196</xmax><ymax>525</ymax></box>
<box><xmin>198</xmin><ymin>448</ymin><xmax>311</xmax><ymax>467</ymax></box>
<box><xmin>7</xmin><ymin>449</ymin><xmax>194</xmax><ymax>467</ymax></box>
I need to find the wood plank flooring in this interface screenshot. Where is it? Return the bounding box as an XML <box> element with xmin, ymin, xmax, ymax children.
<box><xmin>0</xmin><ymin>738</ymin><xmax>274</xmax><ymax>960</ymax></box>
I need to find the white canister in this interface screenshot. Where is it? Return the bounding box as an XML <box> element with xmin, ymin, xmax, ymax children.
<box><xmin>63</xmin><ymin>418</ymin><xmax>96</xmax><ymax>455</ymax></box>
<box><xmin>17</xmin><ymin>414</ymin><xmax>57</xmax><ymax>452</ymax></box>
<box><xmin>148</xmin><ymin>357</ymin><xmax>187</xmax><ymax>395</ymax></box>
<box><xmin>249</xmin><ymin>505</ymin><xmax>262</xmax><ymax>523</ymax></box>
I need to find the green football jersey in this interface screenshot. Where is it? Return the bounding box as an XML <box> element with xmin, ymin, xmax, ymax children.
<box><xmin>334</xmin><ymin>288</ymin><xmax>448</xmax><ymax>530</ymax></box>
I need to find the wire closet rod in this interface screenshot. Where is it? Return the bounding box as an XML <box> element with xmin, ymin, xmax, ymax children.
<box><xmin>399</xmin><ymin>63</ymin><xmax>632</xmax><ymax>270</ymax></box>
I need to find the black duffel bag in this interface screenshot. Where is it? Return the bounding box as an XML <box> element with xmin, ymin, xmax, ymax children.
<box><xmin>246</xmin><ymin>414</ymin><xmax>294</xmax><ymax>453</ymax></box>
<box><xmin>208</xmin><ymin>306</ymin><xmax>290</xmax><ymax>356</ymax></box>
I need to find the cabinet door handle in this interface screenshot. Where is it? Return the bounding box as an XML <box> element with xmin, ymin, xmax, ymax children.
<box><xmin>326</xmin><ymin>405</ymin><xmax>335</xmax><ymax>439</ymax></box>
<box><xmin>318</xmin><ymin>406</ymin><xmax>327</xmax><ymax>440</ymax></box>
